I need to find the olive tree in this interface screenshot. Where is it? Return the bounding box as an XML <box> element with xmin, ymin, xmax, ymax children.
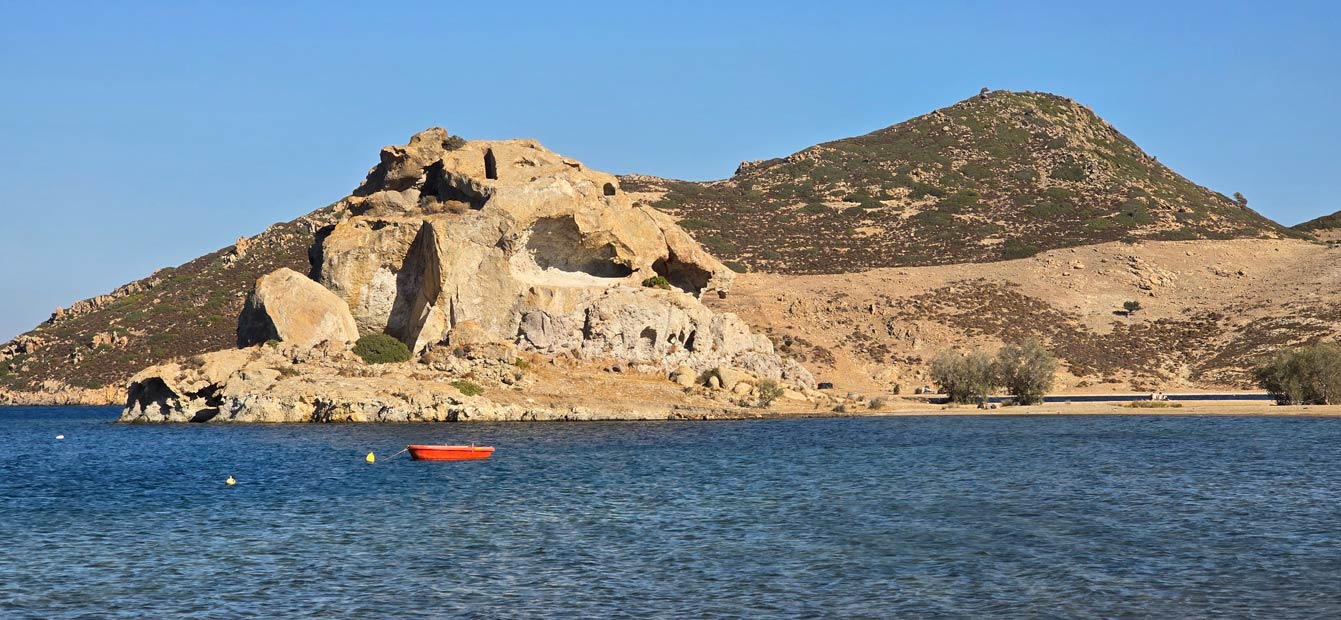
<box><xmin>930</xmin><ymin>349</ymin><xmax>998</xmax><ymax>404</ymax></box>
<box><xmin>1255</xmin><ymin>342</ymin><xmax>1341</xmax><ymax>405</ymax></box>
<box><xmin>996</xmin><ymin>340</ymin><xmax>1058</xmax><ymax>405</ymax></box>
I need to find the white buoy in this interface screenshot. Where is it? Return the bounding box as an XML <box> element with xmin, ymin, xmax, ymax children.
<box><xmin>225</xmin><ymin>475</ymin><xmax>236</xmax><ymax>486</ymax></box>
<box><xmin>55</xmin><ymin>434</ymin><xmax>65</xmax><ymax>440</ymax></box>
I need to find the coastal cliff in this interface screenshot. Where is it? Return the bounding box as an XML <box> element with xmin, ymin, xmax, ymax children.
<box><xmin>120</xmin><ymin>130</ymin><xmax>817</xmax><ymax>423</ymax></box>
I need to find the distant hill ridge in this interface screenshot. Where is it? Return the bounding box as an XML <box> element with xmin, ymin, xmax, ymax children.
<box><xmin>621</xmin><ymin>89</ymin><xmax>1297</xmax><ymax>274</ymax></box>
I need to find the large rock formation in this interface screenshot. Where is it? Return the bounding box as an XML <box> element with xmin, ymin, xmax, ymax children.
<box><xmin>120</xmin><ymin>128</ymin><xmax>814</xmax><ymax>422</ymax></box>
<box><xmin>236</xmin><ymin>268</ymin><xmax>359</xmax><ymax>349</ymax></box>
<box><xmin>314</xmin><ymin>128</ymin><xmax>806</xmax><ymax>382</ymax></box>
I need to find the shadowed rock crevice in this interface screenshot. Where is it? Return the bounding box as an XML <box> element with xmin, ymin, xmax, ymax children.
<box><xmin>387</xmin><ymin>223</ymin><xmax>444</xmax><ymax>348</ymax></box>
<box><xmin>422</xmin><ymin>161</ymin><xmax>487</xmax><ymax>211</ymax></box>
<box><xmin>653</xmin><ymin>253</ymin><xmax>713</xmax><ymax>296</ymax></box>
<box><xmin>125</xmin><ymin>377</ymin><xmax>178</xmax><ymax>418</ymax></box>
<box><xmin>517</xmin><ymin>216</ymin><xmax>633</xmax><ymax>280</ymax></box>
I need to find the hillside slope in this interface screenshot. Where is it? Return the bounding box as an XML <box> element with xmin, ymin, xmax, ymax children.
<box><xmin>1293</xmin><ymin>209</ymin><xmax>1341</xmax><ymax>242</ymax></box>
<box><xmin>0</xmin><ymin>207</ymin><xmax>338</xmax><ymax>400</ymax></box>
<box><xmin>622</xmin><ymin>90</ymin><xmax>1295</xmax><ymax>274</ymax></box>
<box><xmin>714</xmin><ymin>238</ymin><xmax>1341</xmax><ymax>392</ymax></box>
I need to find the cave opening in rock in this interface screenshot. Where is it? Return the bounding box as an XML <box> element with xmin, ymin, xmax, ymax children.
<box><xmin>684</xmin><ymin>330</ymin><xmax>697</xmax><ymax>351</ymax></box>
<box><xmin>422</xmin><ymin>160</ymin><xmax>486</xmax><ymax>210</ymax></box>
<box><xmin>126</xmin><ymin>377</ymin><xmax>178</xmax><ymax>417</ymax></box>
<box><xmin>640</xmin><ymin>327</ymin><xmax>657</xmax><ymax>350</ymax></box>
<box><xmin>603</xmin><ymin>182</ymin><xmax>616</xmax><ymax>196</ymax></box>
<box><xmin>421</xmin><ymin>161</ymin><xmax>490</xmax><ymax>212</ymax></box>
<box><xmin>518</xmin><ymin>216</ymin><xmax>633</xmax><ymax>280</ymax></box>
<box><xmin>652</xmin><ymin>253</ymin><xmax>713</xmax><ymax>296</ymax></box>
<box><xmin>484</xmin><ymin>149</ymin><xmax>498</xmax><ymax>180</ymax></box>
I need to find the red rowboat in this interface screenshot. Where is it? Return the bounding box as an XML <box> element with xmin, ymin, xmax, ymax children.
<box><xmin>406</xmin><ymin>444</ymin><xmax>495</xmax><ymax>461</ymax></box>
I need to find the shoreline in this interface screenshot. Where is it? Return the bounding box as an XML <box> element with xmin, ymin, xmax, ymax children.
<box><xmin>5</xmin><ymin>399</ymin><xmax>1341</xmax><ymax>420</ymax></box>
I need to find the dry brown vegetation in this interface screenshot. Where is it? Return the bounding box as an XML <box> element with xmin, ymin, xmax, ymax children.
<box><xmin>623</xmin><ymin>90</ymin><xmax>1298</xmax><ymax>274</ymax></box>
<box><xmin>713</xmin><ymin>238</ymin><xmax>1341</xmax><ymax>393</ymax></box>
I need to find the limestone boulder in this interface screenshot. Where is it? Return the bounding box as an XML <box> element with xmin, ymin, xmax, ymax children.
<box><xmin>237</xmin><ymin>268</ymin><xmax>359</xmax><ymax>349</ymax></box>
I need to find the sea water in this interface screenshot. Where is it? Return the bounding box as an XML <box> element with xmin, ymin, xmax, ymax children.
<box><xmin>2</xmin><ymin>407</ymin><xmax>1339</xmax><ymax>619</ymax></box>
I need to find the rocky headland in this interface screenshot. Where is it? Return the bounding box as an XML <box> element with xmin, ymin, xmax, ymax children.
<box><xmin>121</xmin><ymin>130</ymin><xmax>818</xmax><ymax>423</ymax></box>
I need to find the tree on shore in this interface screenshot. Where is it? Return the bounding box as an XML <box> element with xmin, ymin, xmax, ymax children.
<box><xmin>996</xmin><ymin>340</ymin><xmax>1058</xmax><ymax>405</ymax></box>
<box><xmin>930</xmin><ymin>349</ymin><xmax>998</xmax><ymax>404</ymax></box>
<box><xmin>1123</xmin><ymin>300</ymin><xmax>1142</xmax><ymax>316</ymax></box>
<box><xmin>932</xmin><ymin>342</ymin><xmax>1060</xmax><ymax>405</ymax></box>
<box><xmin>1255</xmin><ymin>342</ymin><xmax>1341</xmax><ymax>405</ymax></box>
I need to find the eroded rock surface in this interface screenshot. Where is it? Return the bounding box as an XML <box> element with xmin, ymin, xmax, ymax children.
<box><xmin>236</xmin><ymin>268</ymin><xmax>359</xmax><ymax>349</ymax></box>
<box><xmin>315</xmin><ymin>128</ymin><xmax>804</xmax><ymax>381</ymax></box>
<box><xmin>122</xmin><ymin>129</ymin><xmax>813</xmax><ymax>423</ymax></box>
<box><xmin>121</xmin><ymin>345</ymin><xmax>823</xmax><ymax>424</ymax></box>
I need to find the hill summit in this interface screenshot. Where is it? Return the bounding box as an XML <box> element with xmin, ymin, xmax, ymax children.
<box><xmin>622</xmin><ymin>90</ymin><xmax>1295</xmax><ymax>273</ymax></box>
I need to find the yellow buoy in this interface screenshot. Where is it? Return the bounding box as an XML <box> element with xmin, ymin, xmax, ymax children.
<box><xmin>225</xmin><ymin>475</ymin><xmax>236</xmax><ymax>486</ymax></box>
<box><xmin>365</xmin><ymin>452</ymin><xmax>376</xmax><ymax>464</ymax></box>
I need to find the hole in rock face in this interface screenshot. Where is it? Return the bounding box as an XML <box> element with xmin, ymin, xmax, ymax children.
<box><xmin>603</xmin><ymin>183</ymin><xmax>617</xmax><ymax>196</ymax></box>
<box><xmin>422</xmin><ymin>161</ymin><xmax>486</xmax><ymax>210</ymax></box>
<box><xmin>484</xmin><ymin>149</ymin><xmax>498</xmax><ymax>180</ymax></box>
<box><xmin>640</xmin><ymin>327</ymin><xmax>657</xmax><ymax>349</ymax></box>
<box><xmin>126</xmin><ymin>378</ymin><xmax>177</xmax><ymax>417</ymax></box>
<box><xmin>522</xmin><ymin>217</ymin><xmax>633</xmax><ymax>279</ymax></box>
<box><xmin>684</xmin><ymin>330</ymin><xmax>697</xmax><ymax>351</ymax></box>
<box><xmin>652</xmin><ymin>253</ymin><xmax>713</xmax><ymax>296</ymax></box>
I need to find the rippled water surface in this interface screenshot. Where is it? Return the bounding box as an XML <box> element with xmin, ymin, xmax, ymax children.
<box><xmin>2</xmin><ymin>407</ymin><xmax>1340</xmax><ymax>618</ymax></box>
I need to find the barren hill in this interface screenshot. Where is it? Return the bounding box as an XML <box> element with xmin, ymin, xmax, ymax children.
<box><xmin>622</xmin><ymin>90</ymin><xmax>1296</xmax><ymax>273</ymax></box>
<box><xmin>714</xmin><ymin>238</ymin><xmax>1341</xmax><ymax>393</ymax></box>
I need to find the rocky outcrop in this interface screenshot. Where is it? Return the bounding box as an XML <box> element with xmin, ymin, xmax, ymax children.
<box><xmin>236</xmin><ymin>268</ymin><xmax>359</xmax><ymax>349</ymax></box>
<box><xmin>47</xmin><ymin>276</ymin><xmax>163</xmax><ymax>324</ymax></box>
<box><xmin>0</xmin><ymin>382</ymin><xmax>121</xmax><ymax>406</ymax></box>
<box><xmin>120</xmin><ymin>345</ymin><xmax>809</xmax><ymax>423</ymax></box>
<box><xmin>120</xmin><ymin>128</ymin><xmax>815</xmax><ymax>423</ymax></box>
<box><xmin>312</xmin><ymin>128</ymin><xmax>807</xmax><ymax>384</ymax></box>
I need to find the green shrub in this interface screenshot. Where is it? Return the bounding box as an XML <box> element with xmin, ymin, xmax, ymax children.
<box><xmin>1123</xmin><ymin>300</ymin><xmax>1143</xmax><ymax>315</ymax></box>
<box><xmin>1000</xmin><ymin>237</ymin><xmax>1041</xmax><ymax>260</ymax></box>
<box><xmin>700</xmin><ymin>236</ymin><xmax>738</xmax><ymax>254</ymax></box>
<box><xmin>1127</xmin><ymin>400</ymin><xmax>1182</xmax><ymax>409</ymax></box>
<box><xmin>801</xmin><ymin>202</ymin><xmax>829</xmax><ymax>215</ymax></box>
<box><xmin>677</xmin><ymin>218</ymin><xmax>713</xmax><ymax>230</ymax></box>
<box><xmin>514</xmin><ymin>358</ymin><xmax>531</xmax><ymax>371</ymax></box>
<box><xmin>756</xmin><ymin>379</ymin><xmax>785</xmax><ymax>408</ymax></box>
<box><xmin>1050</xmin><ymin>164</ymin><xmax>1086</xmax><ymax>182</ymax></box>
<box><xmin>452</xmin><ymin>379</ymin><xmax>484</xmax><ymax>397</ymax></box>
<box><xmin>995</xmin><ymin>340</ymin><xmax>1057</xmax><ymax>405</ymax></box>
<box><xmin>1012</xmin><ymin>168</ymin><xmax>1039</xmax><ymax>183</ymax></box>
<box><xmin>352</xmin><ymin>334</ymin><xmax>411</xmax><ymax>364</ymax></box>
<box><xmin>723</xmin><ymin>261</ymin><xmax>748</xmax><ymax>273</ymax></box>
<box><xmin>642</xmin><ymin>276</ymin><xmax>671</xmax><ymax>290</ymax></box>
<box><xmin>1255</xmin><ymin>342</ymin><xmax>1341</xmax><ymax>405</ymax></box>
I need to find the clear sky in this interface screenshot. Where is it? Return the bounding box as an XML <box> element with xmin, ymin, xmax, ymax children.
<box><xmin>2</xmin><ymin>1</ymin><xmax>1338</xmax><ymax>341</ymax></box>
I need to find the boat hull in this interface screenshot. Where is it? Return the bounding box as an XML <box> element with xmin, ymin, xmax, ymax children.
<box><xmin>407</xmin><ymin>444</ymin><xmax>495</xmax><ymax>461</ymax></box>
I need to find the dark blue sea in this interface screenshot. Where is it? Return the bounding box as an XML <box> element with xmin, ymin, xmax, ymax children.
<box><xmin>2</xmin><ymin>407</ymin><xmax>1339</xmax><ymax>619</ymax></box>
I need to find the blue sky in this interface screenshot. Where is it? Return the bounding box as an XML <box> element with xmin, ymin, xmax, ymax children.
<box><xmin>2</xmin><ymin>1</ymin><xmax>1338</xmax><ymax>341</ymax></box>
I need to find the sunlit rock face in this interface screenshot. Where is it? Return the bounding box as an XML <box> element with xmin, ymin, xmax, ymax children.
<box><xmin>309</xmin><ymin>128</ymin><xmax>805</xmax><ymax>383</ymax></box>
